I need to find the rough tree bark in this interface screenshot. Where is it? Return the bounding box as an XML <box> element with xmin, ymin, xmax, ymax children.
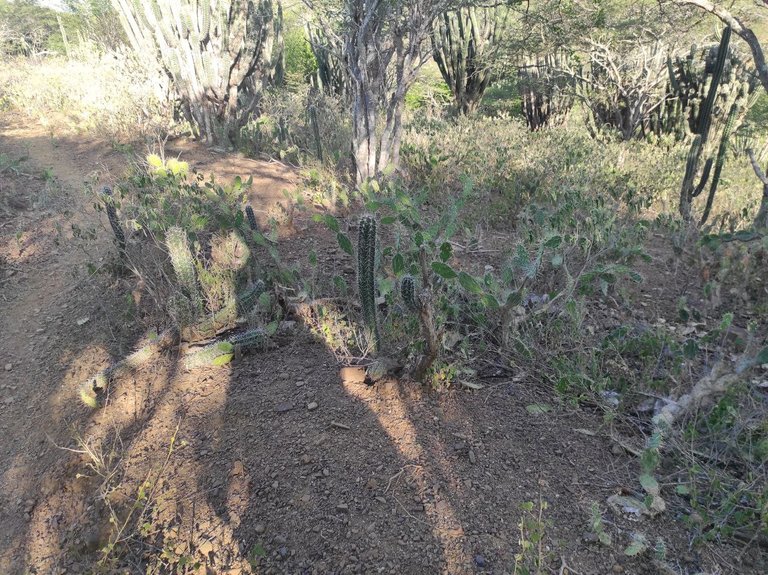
<box><xmin>307</xmin><ymin>0</ymin><xmax>466</xmax><ymax>184</ymax></box>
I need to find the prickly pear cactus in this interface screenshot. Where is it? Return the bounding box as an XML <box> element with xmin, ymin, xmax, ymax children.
<box><xmin>357</xmin><ymin>214</ymin><xmax>379</xmax><ymax>352</ymax></box>
<box><xmin>401</xmin><ymin>275</ymin><xmax>420</xmax><ymax>312</ymax></box>
<box><xmin>101</xmin><ymin>186</ymin><xmax>126</xmax><ymax>253</ymax></box>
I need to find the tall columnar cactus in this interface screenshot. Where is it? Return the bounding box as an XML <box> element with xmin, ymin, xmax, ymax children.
<box><xmin>101</xmin><ymin>186</ymin><xmax>126</xmax><ymax>254</ymax></box>
<box><xmin>165</xmin><ymin>226</ymin><xmax>204</xmax><ymax>318</ymax></box>
<box><xmin>518</xmin><ymin>52</ymin><xmax>574</xmax><ymax>131</ymax></box>
<box><xmin>111</xmin><ymin>0</ymin><xmax>284</xmax><ymax>146</ymax></box>
<box><xmin>678</xmin><ymin>27</ymin><xmax>736</xmax><ymax>222</ymax></box>
<box><xmin>306</xmin><ymin>23</ymin><xmax>349</xmax><ymax>100</ymax></box>
<box><xmin>357</xmin><ymin>214</ymin><xmax>379</xmax><ymax>353</ymax></box>
<box><xmin>431</xmin><ymin>6</ymin><xmax>505</xmax><ymax>115</ymax></box>
<box><xmin>400</xmin><ymin>275</ymin><xmax>420</xmax><ymax>312</ymax></box>
<box><xmin>699</xmin><ymin>103</ymin><xmax>739</xmax><ymax>227</ymax></box>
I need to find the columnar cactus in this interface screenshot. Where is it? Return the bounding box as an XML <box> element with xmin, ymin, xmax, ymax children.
<box><xmin>431</xmin><ymin>6</ymin><xmax>504</xmax><ymax>115</ymax></box>
<box><xmin>101</xmin><ymin>186</ymin><xmax>126</xmax><ymax>254</ymax></box>
<box><xmin>165</xmin><ymin>226</ymin><xmax>204</xmax><ymax>317</ymax></box>
<box><xmin>400</xmin><ymin>275</ymin><xmax>420</xmax><ymax>312</ymax></box>
<box><xmin>111</xmin><ymin>0</ymin><xmax>284</xmax><ymax>146</ymax></box>
<box><xmin>245</xmin><ymin>204</ymin><xmax>259</xmax><ymax>231</ymax></box>
<box><xmin>678</xmin><ymin>27</ymin><xmax>738</xmax><ymax>222</ymax></box>
<box><xmin>357</xmin><ymin>214</ymin><xmax>379</xmax><ymax>353</ymax></box>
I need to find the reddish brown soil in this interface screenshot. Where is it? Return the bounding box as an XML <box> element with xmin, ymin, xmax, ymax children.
<box><xmin>0</xmin><ymin>117</ymin><xmax>763</xmax><ymax>575</ymax></box>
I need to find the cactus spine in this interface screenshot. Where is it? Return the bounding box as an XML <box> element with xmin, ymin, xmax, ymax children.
<box><xmin>166</xmin><ymin>226</ymin><xmax>204</xmax><ymax>318</ymax></box>
<box><xmin>101</xmin><ymin>186</ymin><xmax>126</xmax><ymax>254</ymax></box>
<box><xmin>357</xmin><ymin>214</ymin><xmax>379</xmax><ymax>353</ymax></box>
<box><xmin>400</xmin><ymin>275</ymin><xmax>420</xmax><ymax>312</ymax></box>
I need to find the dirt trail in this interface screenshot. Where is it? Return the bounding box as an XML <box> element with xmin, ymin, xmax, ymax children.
<box><xmin>0</xmin><ymin>119</ymin><xmax>296</xmax><ymax>573</ymax></box>
<box><xmin>1</xmin><ymin>119</ymin><xmax>763</xmax><ymax>575</ymax></box>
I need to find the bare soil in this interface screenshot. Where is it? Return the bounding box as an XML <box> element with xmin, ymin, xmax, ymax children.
<box><xmin>0</xmin><ymin>117</ymin><xmax>763</xmax><ymax>575</ymax></box>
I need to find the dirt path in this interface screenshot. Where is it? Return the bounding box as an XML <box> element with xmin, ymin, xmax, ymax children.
<box><xmin>1</xmin><ymin>119</ymin><xmax>763</xmax><ymax>575</ymax></box>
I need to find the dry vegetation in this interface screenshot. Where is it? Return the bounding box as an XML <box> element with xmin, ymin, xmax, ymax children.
<box><xmin>0</xmin><ymin>1</ymin><xmax>767</xmax><ymax>574</ymax></box>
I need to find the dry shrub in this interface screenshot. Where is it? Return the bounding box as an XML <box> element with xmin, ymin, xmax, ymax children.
<box><xmin>0</xmin><ymin>46</ymin><xmax>174</xmax><ymax>142</ymax></box>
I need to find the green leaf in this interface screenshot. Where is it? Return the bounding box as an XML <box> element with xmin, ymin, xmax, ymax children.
<box><xmin>551</xmin><ymin>253</ymin><xmax>563</xmax><ymax>267</ymax></box>
<box><xmin>323</xmin><ymin>214</ymin><xmax>340</xmax><ymax>232</ymax></box>
<box><xmin>544</xmin><ymin>235</ymin><xmax>562</xmax><ymax>249</ymax></box>
<box><xmin>308</xmin><ymin>250</ymin><xmax>318</xmax><ymax>266</ymax></box>
<box><xmin>506</xmin><ymin>290</ymin><xmax>523</xmax><ymax>308</ymax></box>
<box><xmin>624</xmin><ymin>534</ymin><xmax>649</xmax><ymax>556</ymax></box>
<box><xmin>480</xmin><ymin>294</ymin><xmax>500</xmax><ymax>309</ymax></box>
<box><xmin>439</xmin><ymin>242</ymin><xmax>452</xmax><ymax>262</ymax></box>
<box><xmin>755</xmin><ymin>347</ymin><xmax>768</xmax><ymax>365</ymax></box>
<box><xmin>458</xmin><ymin>272</ymin><xmax>483</xmax><ymax>294</ymax></box>
<box><xmin>392</xmin><ymin>253</ymin><xmax>405</xmax><ymax>275</ymax></box>
<box><xmin>675</xmin><ymin>484</ymin><xmax>690</xmax><ymax>496</ymax></box>
<box><xmin>333</xmin><ymin>275</ymin><xmax>348</xmax><ymax>294</ymax></box>
<box><xmin>414</xmin><ymin>231</ymin><xmax>424</xmax><ymax>247</ymax></box>
<box><xmin>337</xmin><ymin>232</ymin><xmax>353</xmax><ymax>255</ymax></box>
<box><xmin>431</xmin><ymin>261</ymin><xmax>457</xmax><ymax>279</ymax></box>
<box><xmin>266</xmin><ymin>321</ymin><xmax>279</xmax><ymax>336</ymax></box>
<box><xmin>381</xmin><ymin>216</ymin><xmax>396</xmax><ymax>225</ymax></box>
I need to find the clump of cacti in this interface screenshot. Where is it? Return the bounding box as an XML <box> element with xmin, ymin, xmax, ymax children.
<box><xmin>101</xmin><ymin>186</ymin><xmax>126</xmax><ymax>254</ymax></box>
<box><xmin>166</xmin><ymin>226</ymin><xmax>204</xmax><ymax>319</ymax></box>
<box><xmin>677</xmin><ymin>27</ymin><xmax>752</xmax><ymax>223</ymax></box>
<box><xmin>518</xmin><ymin>52</ymin><xmax>574</xmax><ymax>131</ymax></box>
<box><xmin>357</xmin><ymin>214</ymin><xmax>379</xmax><ymax>353</ymax></box>
<box><xmin>400</xmin><ymin>275</ymin><xmax>420</xmax><ymax>312</ymax></box>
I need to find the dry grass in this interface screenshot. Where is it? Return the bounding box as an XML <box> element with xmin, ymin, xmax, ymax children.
<box><xmin>0</xmin><ymin>46</ymin><xmax>174</xmax><ymax>143</ymax></box>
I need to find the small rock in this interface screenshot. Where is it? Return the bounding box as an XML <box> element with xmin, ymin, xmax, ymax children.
<box><xmin>277</xmin><ymin>546</ymin><xmax>289</xmax><ymax>560</ymax></box>
<box><xmin>612</xmin><ymin>565</ymin><xmax>624</xmax><ymax>574</ymax></box>
<box><xmin>76</xmin><ymin>317</ymin><xmax>90</xmax><ymax>326</ymax></box>
<box><xmin>254</xmin><ymin>524</ymin><xmax>266</xmax><ymax>534</ymax></box>
<box><xmin>582</xmin><ymin>532</ymin><xmax>599</xmax><ymax>544</ymax></box>
<box><xmin>4</xmin><ymin>364</ymin><xmax>11</xmax><ymax>371</ymax></box>
<box><xmin>474</xmin><ymin>555</ymin><xmax>487</xmax><ymax>568</ymax></box>
<box><xmin>307</xmin><ymin>401</ymin><xmax>318</xmax><ymax>411</ymax></box>
<box><xmin>274</xmin><ymin>402</ymin><xmax>294</xmax><ymax>413</ymax></box>
<box><xmin>468</xmin><ymin>450</ymin><xmax>477</xmax><ymax>464</ymax></box>
<box><xmin>336</xmin><ymin>503</ymin><xmax>349</xmax><ymax>513</ymax></box>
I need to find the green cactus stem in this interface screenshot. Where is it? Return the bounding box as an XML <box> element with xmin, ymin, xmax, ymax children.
<box><xmin>357</xmin><ymin>214</ymin><xmax>379</xmax><ymax>353</ymax></box>
<box><xmin>245</xmin><ymin>204</ymin><xmax>258</xmax><ymax>231</ymax></box>
<box><xmin>400</xmin><ymin>275</ymin><xmax>420</xmax><ymax>312</ymax></box>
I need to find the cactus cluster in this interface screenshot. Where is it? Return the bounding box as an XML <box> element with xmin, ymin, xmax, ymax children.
<box><xmin>357</xmin><ymin>214</ymin><xmax>379</xmax><ymax>353</ymax></box>
<box><xmin>306</xmin><ymin>24</ymin><xmax>349</xmax><ymax>99</ymax></box>
<box><xmin>112</xmin><ymin>0</ymin><xmax>284</xmax><ymax>145</ymax></box>
<box><xmin>432</xmin><ymin>6</ymin><xmax>503</xmax><ymax>115</ymax></box>
<box><xmin>101</xmin><ymin>186</ymin><xmax>126</xmax><ymax>254</ymax></box>
<box><xmin>518</xmin><ymin>52</ymin><xmax>574</xmax><ymax>131</ymax></box>
<box><xmin>677</xmin><ymin>27</ymin><xmax>753</xmax><ymax>224</ymax></box>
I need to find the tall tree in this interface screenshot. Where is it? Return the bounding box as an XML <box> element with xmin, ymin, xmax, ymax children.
<box><xmin>306</xmin><ymin>0</ymin><xmax>468</xmax><ymax>184</ymax></box>
<box><xmin>111</xmin><ymin>0</ymin><xmax>283</xmax><ymax>146</ymax></box>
